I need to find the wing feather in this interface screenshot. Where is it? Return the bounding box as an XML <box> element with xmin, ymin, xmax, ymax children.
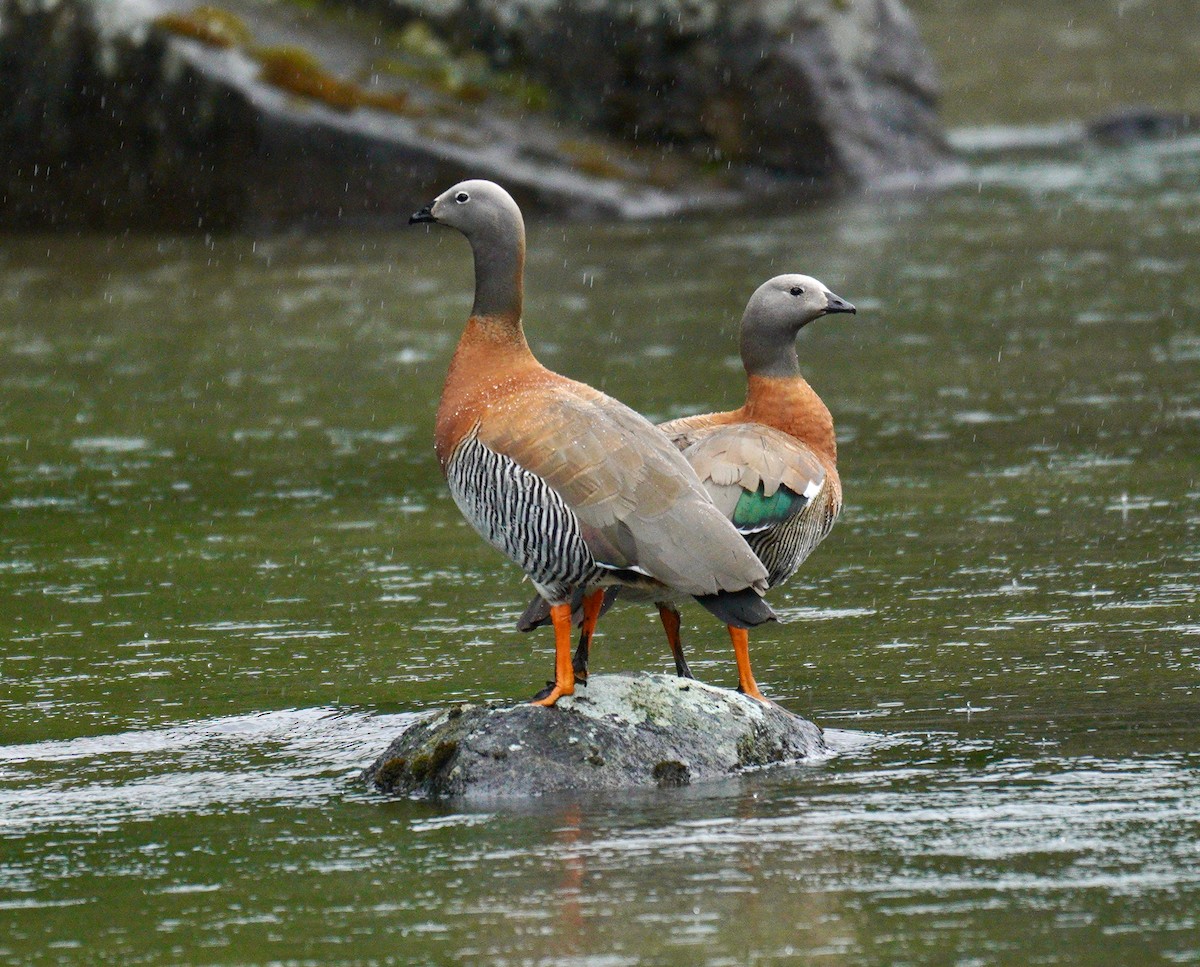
<box><xmin>477</xmin><ymin>381</ymin><xmax>768</xmax><ymax>596</ymax></box>
<box><xmin>677</xmin><ymin>423</ymin><xmax>827</xmax><ymax>530</ymax></box>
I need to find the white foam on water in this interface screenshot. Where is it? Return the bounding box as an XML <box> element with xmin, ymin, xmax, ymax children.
<box><xmin>0</xmin><ymin>707</ymin><xmax>422</xmax><ymax>831</ymax></box>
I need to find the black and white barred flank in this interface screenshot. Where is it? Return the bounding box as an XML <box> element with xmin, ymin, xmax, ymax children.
<box><xmin>445</xmin><ymin>432</ymin><xmax>605</xmax><ymax>602</ymax></box>
<box><xmin>746</xmin><ymin>496</ymin><xmax>840</xmax><ymax>589</ymax></box>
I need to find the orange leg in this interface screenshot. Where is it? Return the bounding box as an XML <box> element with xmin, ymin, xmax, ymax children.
<box><xmin>571</xmin><ymin>588</ymin><xmax>606</xmax><ymax>680</ymax></box>
<box><xmin>657</xmin><ymin>604</ymin><xmax>693</xmax><ymax>679</ymax></box>
<box><xmin>531</xmin><ymin>603</ymin><xmax>576</xmax><ymax>706</ymax></box>
<box><xmin>728</xmin><ymin>626</ymin><xmax>769</xmax><ymax>703</ymax></box>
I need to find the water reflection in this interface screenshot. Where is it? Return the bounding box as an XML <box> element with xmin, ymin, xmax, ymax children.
<box><xmin>14</xmin><ymin>710</ymin><xmax>1186</xmax><ymax>962</ymax></box>
<box><xmin>2</xmin><ymin>714</ymin><xmax>1198</xmax><ymax>962</ymax></box>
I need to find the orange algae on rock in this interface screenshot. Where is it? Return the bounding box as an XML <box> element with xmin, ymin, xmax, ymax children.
<box><xmin>254</xmin><ymin>46</ymin><xmax>362</xmax><ymax>112</ymax></box>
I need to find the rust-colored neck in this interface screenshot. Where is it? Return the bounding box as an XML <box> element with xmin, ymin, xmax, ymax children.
<box><xmin>459</xmin><ymin>312</ymin><xmax>531</xmax><ymax>351</ymax></box>
<box><xmin>741</xmin><ymin>374</ymin><xmax>837</xmax><ymax>465</ymax></box>
<box><xmin>435</xmin><ymin>313</ymin><xmax>541</xmax><ymax>466</ymax></box>
<box><xmin>442</xmin><ymin>313</ymin><xmax>540</xmax><ymax>404</ymax></box>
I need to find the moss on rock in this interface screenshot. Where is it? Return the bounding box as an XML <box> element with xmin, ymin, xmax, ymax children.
<box><xmin>254</xmin><ymin>44</ymin><xmax>362</xmax><ymax>111</ymax></box>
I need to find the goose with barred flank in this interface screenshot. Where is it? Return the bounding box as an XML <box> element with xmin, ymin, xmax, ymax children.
<box><xmin>410</xmin><ymin>180</ymin><xmax>774</xmax><ymax>707</ymax></box>
<box><xmin>520</xmin><ymin>274</ymin><xmax>855</xmax><ymax>701</ymax></box>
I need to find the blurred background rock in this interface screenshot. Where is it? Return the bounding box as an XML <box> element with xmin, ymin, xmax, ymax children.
<box><xmin>0</xmin><ymin>0</ymin><xmax>954</xmax><ymax>230</ymax></box>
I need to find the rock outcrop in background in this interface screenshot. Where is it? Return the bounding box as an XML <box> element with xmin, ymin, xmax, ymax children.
<box><xmin>0</xmin><ymin>0</ymin><xmax>953</xmax><ymax>231</ymax></box>
<box><xmin>404</xmin><ymin>0</ymin><xmax>949</xmax><ymax>182</ymax></box>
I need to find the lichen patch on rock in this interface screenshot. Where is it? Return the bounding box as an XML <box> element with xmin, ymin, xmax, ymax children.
<box><xmin>364</xmin><ymin>672</ymin><xmax>827</xmax><ymax>799</ymax></box>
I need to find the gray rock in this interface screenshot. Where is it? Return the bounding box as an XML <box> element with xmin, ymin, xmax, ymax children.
<box><xmin>0</xmin><ymin>0</ymin><xmax>716</xmax><ymax>230</ymax></box>
<box><xmin>364</xmin><ymin>672</ymin><xmax>828</xmax><ymax>799</ymax></box>
<box><xmin>0</xmin><ymin>0</ymin><xmax>952</xmax><ymax>231</ymax></box>
<box><xmin>413</xmin><ymin>0</ymin><xmax>954</xmax><ymax>186</ymax></box>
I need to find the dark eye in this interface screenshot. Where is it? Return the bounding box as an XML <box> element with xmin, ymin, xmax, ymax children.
<box><xmin>789</xmin><ymin>286</ymin><xmax>804</xmax><ymax>296</ymax></box>
<box><xmin>455</xmin><ymin>191</ymin><xmax>470</xmax><ymax>204</ymax></box>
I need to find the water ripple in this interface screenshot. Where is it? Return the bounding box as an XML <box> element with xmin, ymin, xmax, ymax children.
<box><xmin>0</xmin><ymin>708</ymin><xmax>419</xmax><ymax>831</ymax></box>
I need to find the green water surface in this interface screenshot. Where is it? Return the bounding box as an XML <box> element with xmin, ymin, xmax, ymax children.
<box><xmin>3</xmin><ymin>6</ymin><xmax>1200</xmax><ymax>964</ymax></box>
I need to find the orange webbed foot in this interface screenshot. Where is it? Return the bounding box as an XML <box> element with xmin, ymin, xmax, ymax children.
<box><xmin>736</xmin><ymin>684</ymin><xmax>773</xmax><ymax>706</ymax></box>
<box><xmin>531</xmin><ymin>602</ymin><xmax>578</xmax><ymax>707</ymax></box>
<box><xmin>530</xmin><ymin>683</ymin><xmax>573</xmax><ymax>707</ymax></box>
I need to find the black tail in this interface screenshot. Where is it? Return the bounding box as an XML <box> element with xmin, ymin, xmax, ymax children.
<box><xmin>516</xmin><ymin>587</ymin><xmax>620</xmax><ymax>632</ymax></box>
<box><xmin>694</xmin><ymin>588</ymin><xmax>777</xmax><ymax>629</ymax></box>
<box><xmin>516</xmin><ymin>594</ymin><xmax>554</xmax><ymax>632</ymax></box>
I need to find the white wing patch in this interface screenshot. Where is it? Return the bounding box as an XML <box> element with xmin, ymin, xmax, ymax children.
<box><xmin>597</xmin><ymin>561</ymin><xmax>653</xmax><ymax>576</ymax></box>
<box><xmin>709</xmin><ymin>462</ymin><xmax>742</xmax><ymax>487</ymax></box>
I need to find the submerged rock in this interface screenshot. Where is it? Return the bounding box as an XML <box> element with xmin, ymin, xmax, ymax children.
<box><xmin>0</xmin><ymin>0</ymin><xmax>952</xmax><ymax>231</ymax></box>
<box><xmin>365</xmin><ymin>672</ymin><xmax>827</xmax><ymax>799</ymax></box>
<box><xmin>1086</xmin><ymin>108</ymin><xmax>1200</xmax><ymax>146</ymax></box>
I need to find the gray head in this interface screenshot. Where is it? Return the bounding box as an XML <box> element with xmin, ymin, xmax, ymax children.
<box><xmin>410</xmin><ymin>179</ymin><xmax>523</xmax><ymax>240</ymax></box>
<box><xmin>739</xmin><ymin>274</ymin><xmax>855</xmax><ymax>378</ymax></box>
<box><xmin>411</xmin><ymin>180</ymin><xmax>526</xmax><ymax>320</ymax></box>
